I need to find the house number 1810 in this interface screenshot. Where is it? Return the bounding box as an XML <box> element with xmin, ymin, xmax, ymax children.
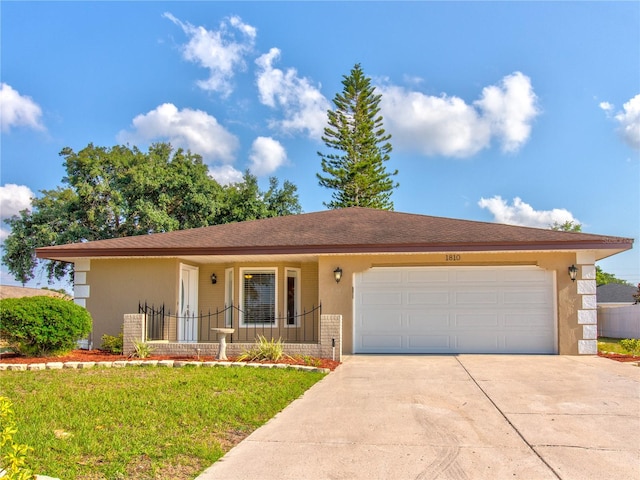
<box><xmin>445</xmin><ymin>254</ymin><xmax>461</xmax><ymax>262</ymax></box>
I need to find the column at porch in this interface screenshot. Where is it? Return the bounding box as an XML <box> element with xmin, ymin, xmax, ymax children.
<box><xmin>123</xmin><ymin>313</ymin><xmax>145</xmax><ymax>356</ymax></box>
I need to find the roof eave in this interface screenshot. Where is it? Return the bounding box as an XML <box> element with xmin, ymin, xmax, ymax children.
<box><xmin>36</xmin><ymin>240</ymin><xmax>633</xmax><ymax>260</ymax></box>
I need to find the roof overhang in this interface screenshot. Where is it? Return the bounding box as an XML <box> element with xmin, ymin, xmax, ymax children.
<box><xmin>37</xmin><ymin>241</ymin><xmax>633</xmax><ymax>264</ymax></box>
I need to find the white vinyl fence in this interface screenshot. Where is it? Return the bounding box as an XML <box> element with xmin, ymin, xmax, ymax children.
<box><xmin>598</xmin><ymin>305</ymin><xmax>640</xmax><ymax>338</ymax></box>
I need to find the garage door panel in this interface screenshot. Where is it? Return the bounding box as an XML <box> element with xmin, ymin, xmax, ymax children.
<box><xmin>456</xmin><ymin>292</ymin><xmax>499</xmax><ymax>305</ymax></box>
<box><xmin>504</xmin><ymin>334</ymin><xmax>555</xmax><ymax>353</ymax></box>
<box><xmin>406</xmin><ymin>312</ymin><xmax>450</xmax><ymax>328</ymax></box>
<box><xmin>361</xmin><ymin>334</ymin><xmax>402</xmax><ymax>349</ymax></box>
<box><xmin>407</xmin><ymin>335</ymin><xmax>451</xmax><ymax>349</ymax></box>
<box><xmin>361</xmin><ymin>291</ymin><xmax>403</xmax><ymax>305</ymax></box>
<box><xmin>454</xmin><ymin>269</ymin><xmax>498</xmax><ymax>283</ymax></box>
<box><xmin>503</xmin><ymin>290</ymin><xmax>548</xmax><ymax>304</ymax></box>
<box><xmin>406</xmin><ymin>269</ymin><xmax>450</xmax><ymax>283</ymax></box>
<box><xmin>361</xmin><ymin>270</ymin><xmax>402</xmax><ymax>285</ymax></box>
<box><xmin>455</xmin><ymin>313</ymin><xmax>499</xmax><ymax>327</ymax></box>
<box><xmin>360</xmin><ymin>312</ymin><xmax>402</xmax><ymax>329</ymax></box>
<box><xmin>504</xmin><ymin>313</ymin><xmax>549</xmax><ymax>327</ymax></box>
<box><xmin>456</xmin><ymin>334</ymin><xmax>500</xmax><ymax>352</ymax></box>
<box><xmin>407</xmin><ymin>291</ymin><xmax>450</xmax><ymax>305</ymax></box>
<box><xmin>355</xmin><ymin>266</ymin><xmax>556</xmax><ymax>354</ymax></box>
<box><xmin>503</xmin><ymin>269</ymin><xmax>548</xmax><ymax>282</ymax></box>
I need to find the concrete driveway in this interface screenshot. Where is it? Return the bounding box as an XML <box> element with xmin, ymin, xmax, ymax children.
<box><xmin>197</xmin><ymin>355</ymin><xmax>640</xmax><ymax>480</ymax></box>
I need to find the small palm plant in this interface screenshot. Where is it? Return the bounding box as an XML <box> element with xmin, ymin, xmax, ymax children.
<box><xmin>237</xmin><ymin>335</ymin><xmax>288</xmax><ymax>362</ymax></box>
<box><xmin>130</xmin><ymin>340</ymin><xmax>155</xmax><ymax>359</ymax></box>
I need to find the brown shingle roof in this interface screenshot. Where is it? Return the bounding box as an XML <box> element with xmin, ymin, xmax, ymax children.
<box><xmin>36</xmin><ymin>207</ymin><xmax>633</xmax><ymax>259</ymax></box>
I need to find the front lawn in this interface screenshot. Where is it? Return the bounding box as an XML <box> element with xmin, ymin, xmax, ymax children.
<box><xmin>0</xmin><ymin>366</ymin><xmax>326</xmax><ymax>479</ymax></box>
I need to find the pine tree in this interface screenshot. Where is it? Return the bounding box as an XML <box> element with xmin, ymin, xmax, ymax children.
<box><xmin>317</xmin><ymin>64</ymin><xmax>398</xmax><ymax>210</ymax></box>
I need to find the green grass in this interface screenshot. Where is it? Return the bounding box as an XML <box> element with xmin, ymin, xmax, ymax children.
<box><xmin>0</xmin><ymin>366</ymin><xmax>326</xmax><ymax>479</ymax></box>
<box><xmin>597</xmin><ymin>337</ymin><xmax>631</xmax><ymax>355</ymax></box>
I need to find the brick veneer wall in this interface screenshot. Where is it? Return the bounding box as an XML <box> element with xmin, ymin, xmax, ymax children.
<box><xmin>123</xmin><ymin>314</ymin><xmax>144</xmax><ymax>355</ymax></box>
<box><xmin>123</xmin><ymin>313</ymin><xmax>343</xmax><ymax>361</ymax></box>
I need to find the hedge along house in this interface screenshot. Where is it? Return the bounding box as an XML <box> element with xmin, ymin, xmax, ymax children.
<box><xmin>36</xmin><ymin>207</ymin><xmax>633</xmax><ymax>359</ymax></box>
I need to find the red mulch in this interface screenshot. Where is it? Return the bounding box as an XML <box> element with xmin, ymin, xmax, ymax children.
<box><xmin>598</xmin><ymin>352</ymin><xmax>640</xmax><ymax>363</ymax></box>
<box><xmin>3</xmin><ymin>350</ymin><xmax>635</xmax><ymax>368</ymax></box>
<box><xmin>0</xmin><ymin>349</ymin><xmax>341</xmax><ymax>371</ymax></box>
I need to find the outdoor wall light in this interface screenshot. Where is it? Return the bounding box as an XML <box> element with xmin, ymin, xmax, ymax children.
<box><xmin>334</xmin><ymin>267</ymin><xmax>343</xmax><ymax>284</ymax></box>
<box><xmin>210</xmin><ymin>273</ymin><xmax>217</xmax><ymax>284</ymax></box>
<box><xmin>568</xmin><ymin>264</ymin><xmax>578</xmax><ymax>282</ymax></box>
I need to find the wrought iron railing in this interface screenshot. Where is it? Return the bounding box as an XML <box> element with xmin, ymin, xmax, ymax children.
<box><xmin>138</xmin><ymin>302</ymin><xmax>321</xmax><ymax>344</ymax></box>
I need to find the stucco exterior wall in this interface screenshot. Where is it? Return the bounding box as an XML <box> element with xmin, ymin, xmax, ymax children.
<box><xmin>86</xmin><ymin>251</ymin><xmax>591</xmax><ymax>355</ymax></box>
<box><xmin>85</xmin><ymin>258</ymin><xmax>180</xmax><ymax>345</ymax></box>
<box><xmin>318</xmin><ymin>251</ymin><xmax>584</xmax><ymax>355</ymax></box>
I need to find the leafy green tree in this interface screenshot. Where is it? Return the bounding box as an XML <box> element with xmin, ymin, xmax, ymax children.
<box><xmin>551</xmin><ymin>220</ymin><xmax>582</xmax><ymax>232</ymax></box>
<box><xmin>317</xmin><ymin>63</ymin><xmax>398</xmax><ymax>210</ymax></box>
<box><xmin>2</xmin><ymin>143</ymin><xmax>301</xmax><ymax>284</ymax></box>
<box><xmin>595</xmin><ymin>266</ymin><xmax>631</xmax><ymax>286</ymax></box>
<box><xmin>217</xmin><ymin>171</ymin><xmax>301</xmax><ymax>224</ymax></box>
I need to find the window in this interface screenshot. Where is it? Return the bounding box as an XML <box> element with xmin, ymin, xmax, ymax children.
<box><xmin>285</xmin><ymin>268</ymin><xmax>300</xmax><ymax>327</ymax></box>
<box><xmin>241</xmin><ymin>269</ymin><xmax>276</xmax><ymax>325</ymax></box>
<box><xmin>224</xmin><ymin>267</ymin><xmax>233</xmax><ymax>327</ymax></box>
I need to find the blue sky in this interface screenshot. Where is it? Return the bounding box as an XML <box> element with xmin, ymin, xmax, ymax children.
<box><xmin>1</xmin><ymin>1</ymin><xmax>639</xmax><ymax>289</ymax></box>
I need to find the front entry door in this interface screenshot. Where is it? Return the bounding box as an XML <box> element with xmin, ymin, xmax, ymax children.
<box><xmin>179</xmin><ymin>264</ymin><xmax>199</xmax><ymax>342</ymax></box>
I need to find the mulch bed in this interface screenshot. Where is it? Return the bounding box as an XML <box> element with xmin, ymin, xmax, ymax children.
<box><xmin>0</xmin><ymin>349</ymin><xmax>341</xmax><ymax>370</ymax></box>
<box><xmin>598</xmin><ymin>352</ymin><xmax>640</xmax><ymax>363</ymax></box>
<box><xmin>2</xmin><ymin>350</ymin><xmax>636</xmax><ymax>368</ymax></box>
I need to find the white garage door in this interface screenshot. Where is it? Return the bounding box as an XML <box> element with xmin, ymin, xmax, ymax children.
<box><xmin>354</xmin><ymin>266</ymin><xmax>557</xmax><ymax>354</ymax></box>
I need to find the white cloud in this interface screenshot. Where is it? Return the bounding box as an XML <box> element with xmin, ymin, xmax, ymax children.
<box><xmin>474</xmin><ymin>72</ymin><xmax>540</xmax><ymax>152</ymax></box>
<box><xmin>164</xmin><ymin>13</ymin><xmax>256</xmax><ymax>97</ymax></box>
<box><xmin>599</xmin><ymin>101</ymin><xmax>614</xmax><ymax>113</ymax></box>
<box><xmin>117</xmin><ymin>103</ymin><xmax>239</xmax><ymax>164</ymax></box>
<box><xmin>208</xmin><ymin>164</ymin><xmax>244</xmax><ymax>185</ymax></box>
<box><xmin>614</xmin><ymin>94</ymin><xmax>640</xmax><ymax>150</ymax></box>
<box><xmin>380</xmin><ymin>85</ymin><xmax>490</xmax><ymax>157</ymax></box>
<box><xmin>249</xmin><ymin>136</ymin><xmax>287</xmax><ymax>176</ymax></box>
<box><xmin>255</xmin><ymin>48</ymin><xmax>330</xmax><ymax>139</ymax></box>
<box><xmin>478</xmin><ymin>196</ymin><xmax>579</xmax><ymax>229</ymax></box>
<box><xmin>0</xmin><ymin>83</ymin><xmax>45</xmax><ymax>133</ymax></box>
<box><xmin>378</xmin><ymin>72</ymin><xmax>540</xmax><ymax>157</ymax></box>
<box><xmin>0</xmin><ymin>183</ymin><xmax>34</xmax><ymax>218</ymax></box>
<box><xmin>0</xmin><ymin>183</ymin><xmax>34</xmax><ymax>241</ymax></box>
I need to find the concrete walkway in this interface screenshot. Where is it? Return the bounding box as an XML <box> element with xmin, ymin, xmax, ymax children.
<box><xmin>197</xmin><ymin>355</ymin><xmax>640</xmax><ymax>480</ymax></box>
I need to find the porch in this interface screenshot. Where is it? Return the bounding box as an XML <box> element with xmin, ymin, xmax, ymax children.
<box><xmin>123</xmin><ymin>307</ymin><xmax>343</xmax><ymax>361</ymax></box>
<box><xmin>139</xmin><ymin>302</ymin><xmax>322</xmax><ymax>344</ymax></box>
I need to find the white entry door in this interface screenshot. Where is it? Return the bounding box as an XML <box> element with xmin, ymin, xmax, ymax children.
<box><xmin>354</xmin><ymin>266</ymin><xmax>557</xmax><ymax>354</ymax></box>
<box><xmin>179</xmin><ymin>264</ymin><xmax>199</xmax><ymax>342</ymax></box>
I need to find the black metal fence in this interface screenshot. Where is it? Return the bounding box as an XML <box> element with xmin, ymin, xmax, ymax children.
<box><xmin>138</xmin><ymin>302</ymin><xmax>321</xmax><ymax>344</ymax></box>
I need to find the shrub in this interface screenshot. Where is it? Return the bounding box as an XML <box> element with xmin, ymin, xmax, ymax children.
<box><xmin>620</xmin><ymin>338</ymin><xmax>640</xmax><ymax>356</ymax></box>
<box><xmin>238</xmin><ymin>335</ymin><xmax>288</xmax><ymax>362</ymax></box>
<box><xmin>100</xmin><ymin>331</ymin><xmax>123</xmax><ymax>354</ymax></box>
<box><xmin>0</xmin><ymin>396</ymin><xmax>34</xmax><ymax>480</ymax></box>
<box><xmin>0</xmin><ymin>296</ymin><xmax>92</xmax><ymax>357</ymax></box>
<box><xmin>130</xmin><ymin>340</ymin><xmax>154</xmax><ymax>359</ymax></box>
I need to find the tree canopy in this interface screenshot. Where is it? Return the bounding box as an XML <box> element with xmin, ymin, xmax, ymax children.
<box><xmin>551</xmin><ymin>220</ymin><xmax>582</xmax><ymax>232</ymax></box>
<box><xmin>2</xmin><ymin>143</ymin><xmax>301</xmax><ymax>284</ymax></box>
<box><xmin>595</xmin><ymin>266</ymin><xmax>632</xmax><ymax>286</ymax></box>
<box><xmin>317</xmin><ymin>63</ymin><xmax>398</xmax><ymax>210</ymax></box>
